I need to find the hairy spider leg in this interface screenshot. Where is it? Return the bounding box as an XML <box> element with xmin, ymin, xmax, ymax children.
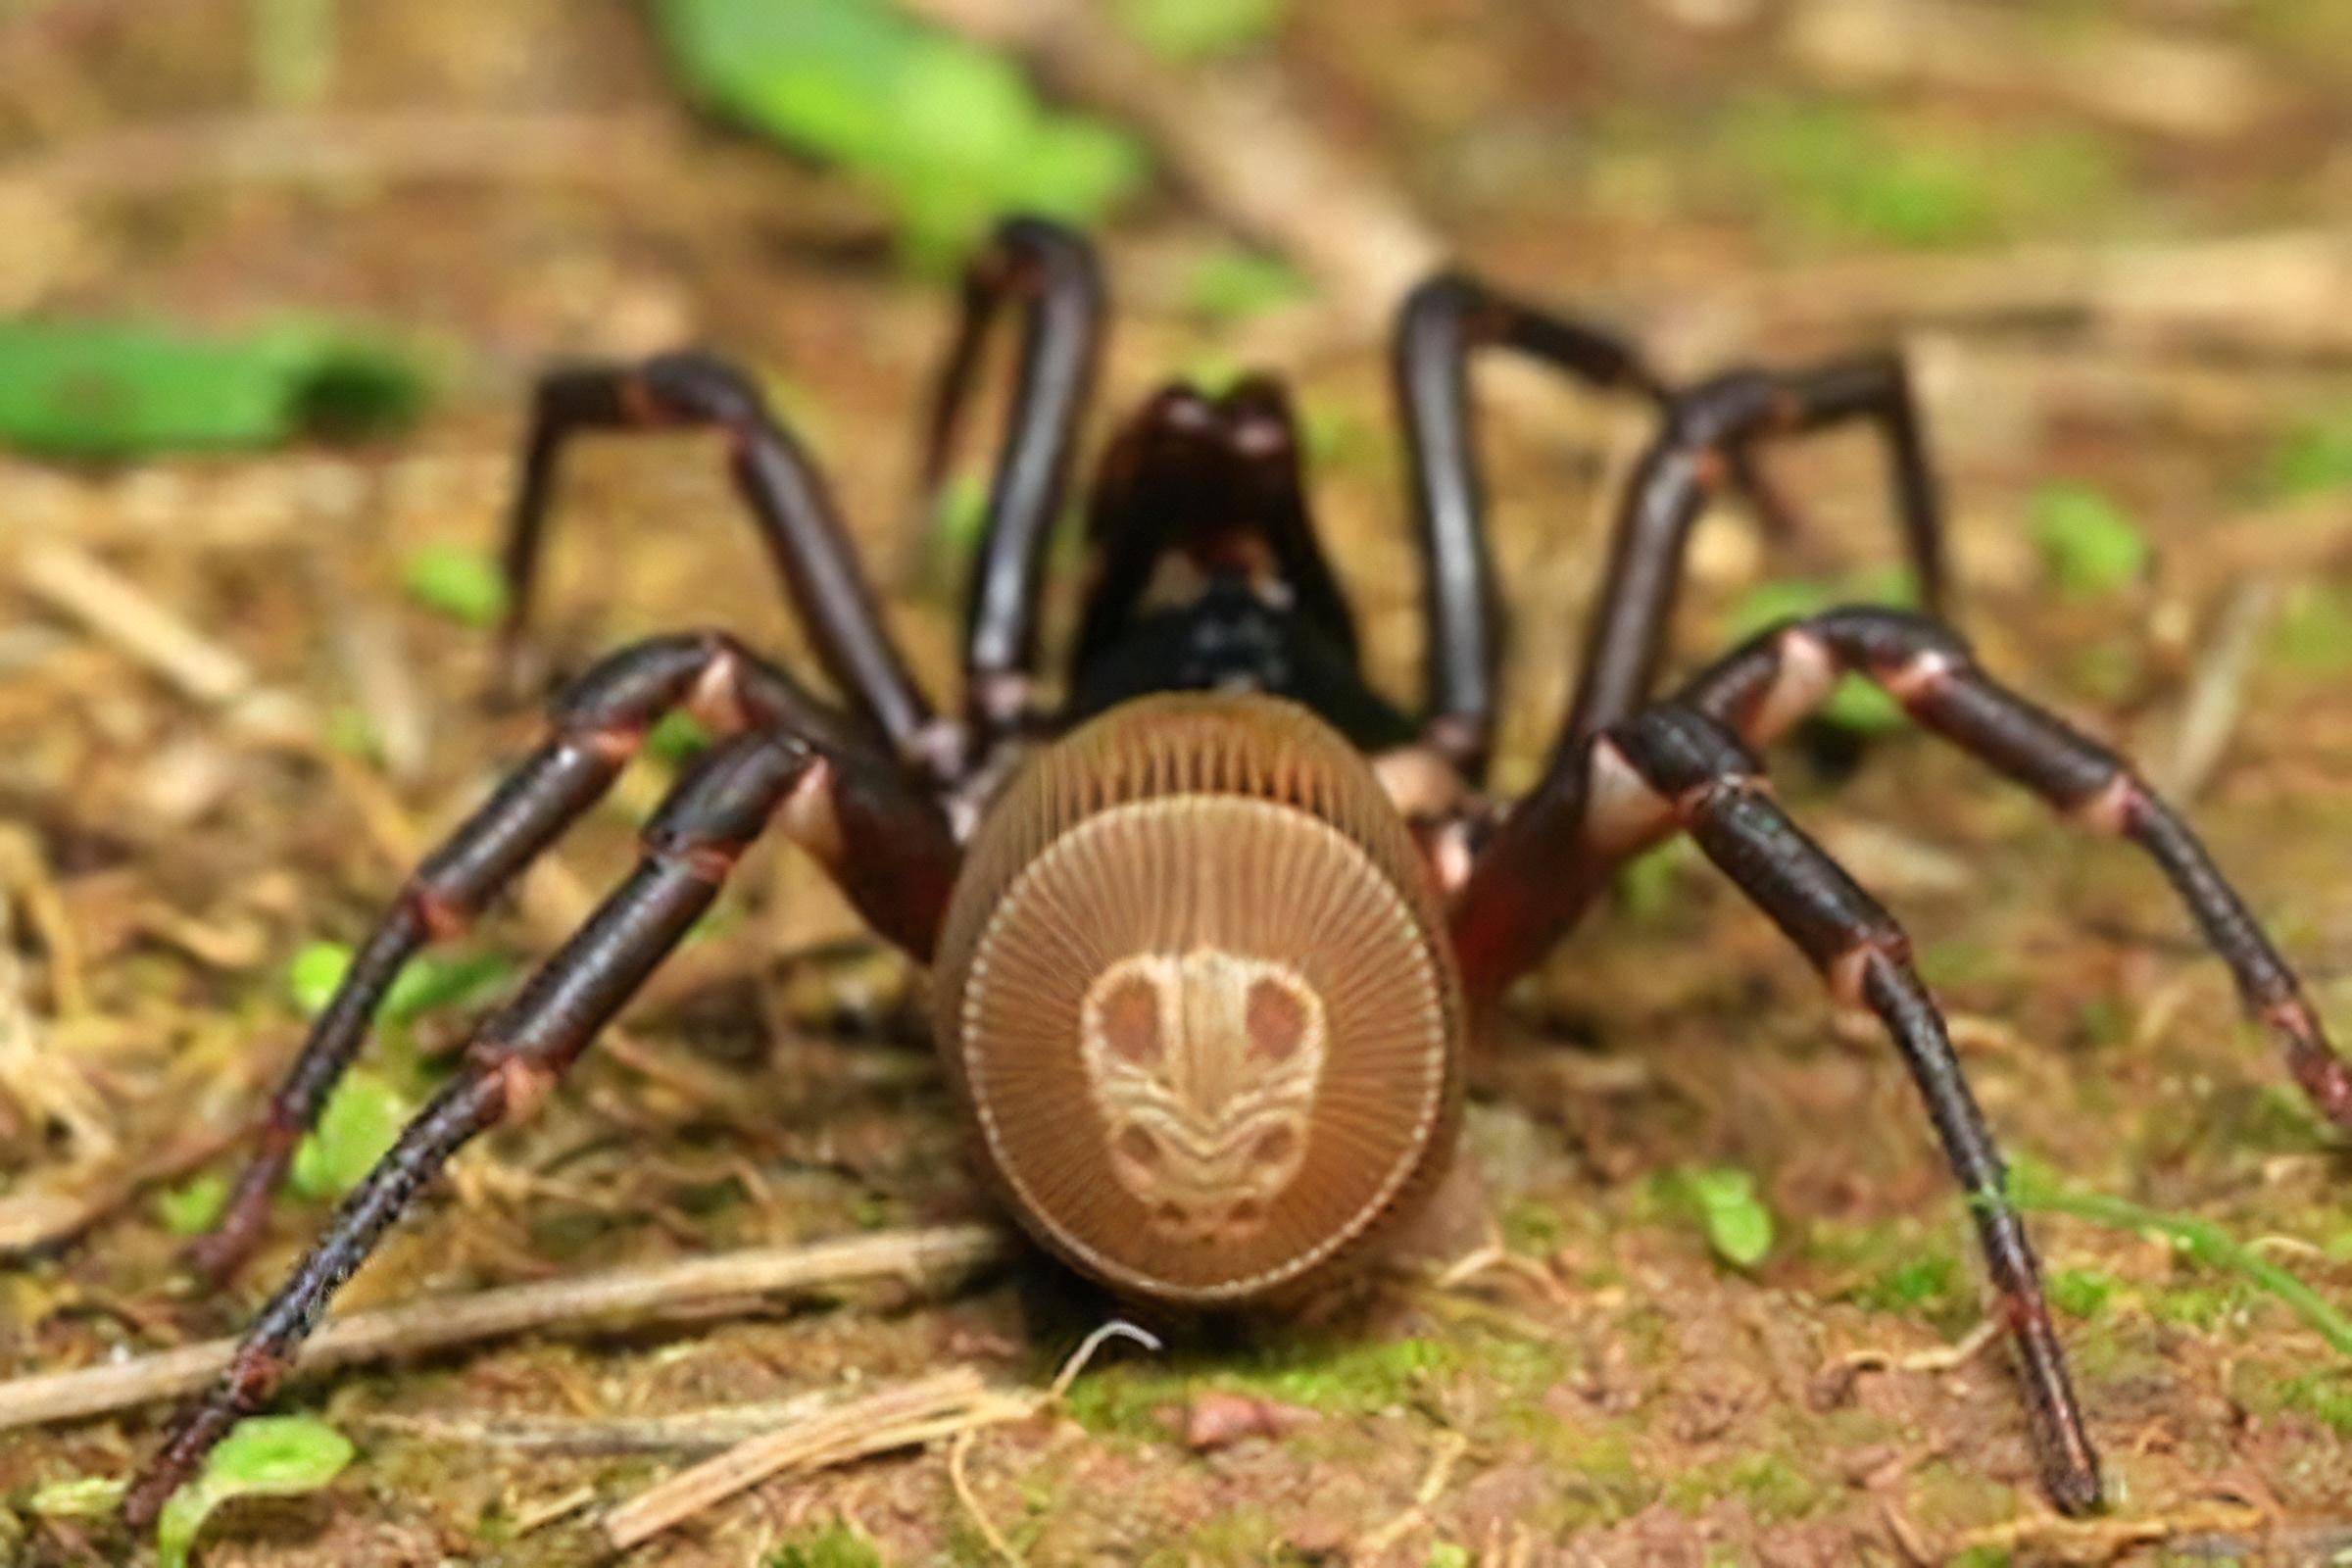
<box><xmin>496</xmin><ymin>353</ymin><xmax>953</xmax><ymax>777</ymax></box>
<box><xmin>187</xmin><ymin>636</ymin><xmax>948</xmax><ymax>1294</ymax></box>
<box><xmin>1455</xmin><ymin>605</ymin><xmax>2352</xmax><ymax>1513</ymax></box>
<box><xmin>1560</xmin><ymin>354</ymin><xmax>1948</xmax><ymax>757</ymax></box>
<box><xmin>920</xmin><ymin>216</ymin><xmax>1105</xmax><ymax>745</ymax></box>
<box><xmin>1391</xmin><ymin>272</ymin><xmax>1668</xmax><ymax>779</ymax></box>
<box><xmin>126</xmin><ymin>710</ymin><xmax>960</xmax><ymax>1530</ymax></box>
<box><xmin>1577</xmin><ymin>701</ymin><xmax>2101</xmax><ymax>1514</ymax></box>
<box><xmin>189</xmin><ymin>633</ymin><xmax>794</xmax><ymax>1283</ymax></box>
<box><xmin>1677</xmin><ymin>608</ymin><xmax>2352</xmax><ymax>1129</ymax></box>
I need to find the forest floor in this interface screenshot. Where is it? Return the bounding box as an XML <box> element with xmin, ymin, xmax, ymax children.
<box><xmin>2</xmin><ymin>1</ymin><xmax>2351</xmax><ymax>1563</ymax></box>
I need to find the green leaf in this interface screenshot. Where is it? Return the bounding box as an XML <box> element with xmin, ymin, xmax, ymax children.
<box><xmin>2272</xmin><ymin>583</ymin><xmax>2352</xmax><ymax>674</ymax></box>
<box><xmin>653</xmin><ymin>0</ymin><xmax>1147</xmax><ymax>268</ymax></box>
<box><xmin>288</xmin><ymin>939</ymin><xmax>511</xmax><ymax>1026</ymax></box>
<box><xmin>2004</xmin><ymin>1157</ymin><xmax>2352</xmax><ymax>1360</ymax></box>
<box><xmin>400</xmin><ymin>543</ymin><xmax>508</xmax><ymax>627</ymax></box>
<box><xmin>290</xmin><ymin>1070</ymin><xmax>411</xmax><ymax>1200</ymax></box>
<box><xmin>1186</xmin><ymin>247</ymin><xmax>1315</xmax><ymax>322</ymax></box>
<box><xmin>2047</xmin><ymin>1267</ymin><xmax>2116</xmax><ymax>1319</ymax></box>
<box><xmin>153</xmin><ymin>1171</ymin><xmax>229</xmax><ymax>1237</ymax></box>
<box><xmin>2268</xmin><ymin>416</ymin><xmax>2352</xmax><ymax>500</ymax></box>
<box><xmin>646</xmin><ymin>710</ymin><xmax>717</xmax><ymax>764</ymax></box>
<box><xmin>381</xmin><ymin>951</ymin><xmax>513</xmax><ymax>1022</ymax></box>
<box><xmin>153</xmin><ymin>1415</ymin><xmax>353</xmax><ymax>1568</ymax></box>
<box><xmin>0</xmin><ymin>318</ymin><xmax>424</xmax><ymax>459</ymax></box>
<box><xmin>763</xmin><ymin>1522</ymin><xmax>885</xmax><ymax>1568</ymax></box>
<box><xmin>2030</xmin><ymin>483</ymin><xmax>2149</xmax><ymax>598</ymax></box>
<box><xmin>27</xmin><ymin>1475</ymin><xmax>126</xmax><ymax>1517</ymax></box>
<box><xmin>1114</xmin><ymin>0</ymin><xmax>1287</xmax><ymax>62</ymax></box>
<box><xmin>1677</xmin><ymin>1165</ymin><xmax>1776</xmax><ymax>1268</ymax></box>
<box><xmin>284</xmin><ymin>940</ymin><xmax>355</xmax><ymax>1017</ymax></box>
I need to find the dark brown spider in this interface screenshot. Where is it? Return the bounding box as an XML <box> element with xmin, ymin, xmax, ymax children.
<box><xmin>124</xmin><ymin>218</ymin><xmax>2351</xmax><ymax>1528</ymax></box>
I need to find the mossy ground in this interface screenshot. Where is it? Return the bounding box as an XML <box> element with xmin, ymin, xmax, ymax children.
<box><xmin>3</xmin><ymin>1</ymin><xmax>2351</xmax><ymax>1563</ymax></box>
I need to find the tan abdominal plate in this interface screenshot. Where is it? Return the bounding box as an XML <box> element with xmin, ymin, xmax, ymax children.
<box><xmin>1081</xmin><ymin>952</ymin><xmax>1326</xmax><ymax>1245</ymax></box>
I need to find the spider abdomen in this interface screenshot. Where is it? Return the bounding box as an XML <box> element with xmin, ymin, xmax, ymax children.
<box><xmin>931</xmin><ymin>694</ymin><xmax>1466</xmax><ymax>1305</ymax></box>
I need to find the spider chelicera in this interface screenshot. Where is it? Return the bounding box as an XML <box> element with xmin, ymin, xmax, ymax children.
<box><xmin>124</xmin><ymin>216</ymin><xmax>2352</xmax><ymax>1526</ymax></box>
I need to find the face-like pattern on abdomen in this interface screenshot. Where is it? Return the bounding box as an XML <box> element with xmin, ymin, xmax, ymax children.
<box><xmin>1080</xmin><ymin>950</ymin><xmax>1326</xmax><ymax>1245</ymax></box>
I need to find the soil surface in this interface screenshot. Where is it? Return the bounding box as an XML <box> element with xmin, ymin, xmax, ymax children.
<box><xmin>2</xmin><ymin>2</ymin><xmax>2350</xmax><ymax>1564</ymax></box>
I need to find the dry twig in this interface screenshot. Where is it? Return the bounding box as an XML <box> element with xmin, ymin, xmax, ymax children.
<box><xmin>1955</xmin><ymin>1499</ymin><xmax>2270</xmax><ymax>1563</ymax></box>
<box><xmin>1355</xmin><ymin>1429</ymin><xmax>1472</xmax><ymax>1557</ymax></box>
<box><xmin>1786</xmin><ymin>0</ymin><xmax>2272</xmax><ymax>141</ymax></box>
<box><xmin>2154</xmin><ymin>575</ymin><xmax>2279</xmax><ymax>803</ymax></box>
<box><xmin>0</xmin><ymin>1223</ymin><xmax>1010</xmax><ymax>1431</ymax></box>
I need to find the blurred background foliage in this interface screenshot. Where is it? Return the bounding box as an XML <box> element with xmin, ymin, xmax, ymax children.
<box><xmin>4</xmin><ymin>0</ymin><xmax>2352</xmax><ymax>1563</ymax></box>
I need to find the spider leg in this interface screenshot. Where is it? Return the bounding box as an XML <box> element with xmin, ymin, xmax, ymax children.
<box><xmin>1678</xmin><ymin>607</ymin><xmax>2352</xmax><ymax>1128</ymax></box>
<box><xmin>496</xmin><ymin>353</ymin><xmax>951</xmax><ymax>775</ymax></box>
<box><xmin>1562</xmin><ymin>353</ymin><xmax>1946</xmax><ymax>753</ymax></box>
<box><xmin>1553</xmin><ymin>703</ymin><xmax>2101</xmax><ymax>1514</ymax></box>
<box><xmin>920</xmin><ymin>216</ymin><xmax>1104</xmax><ymax>744</ymax></box>
<box><xmin>122</xmin><ymin>723</ymin><xmax>957</xmax><ymax>1531</ymax></box>
<box><xmin>187</xmin><ymin>635</ymin><xmax>949</xmax><ymax>1286</ymax></box>
<box><xmin>1392</xmin><ymin>273</ymin><xmax>1666</xmax><ymax>777</ymax></box>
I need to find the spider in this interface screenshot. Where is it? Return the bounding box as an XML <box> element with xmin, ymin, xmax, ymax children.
<box><xmin>124</xmin><ymin>217</ymin><xmax>2352</xmax><ymax>1529</ymax></box>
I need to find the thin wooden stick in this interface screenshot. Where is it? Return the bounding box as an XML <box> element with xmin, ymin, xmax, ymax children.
<box><xmin>0</xmin><ymin>1223</ymin><xmax>1010</xmax><ymax>1432</ymax></box>
<box><xmin>15</xmin><ymin>539</ymin><xmax>257</xmax><ymax>707</ymax></box>
<box><xmin>2155</xmin><ymin>575</ymin><xmax>2278</xmax><ymax>803</ymax></box>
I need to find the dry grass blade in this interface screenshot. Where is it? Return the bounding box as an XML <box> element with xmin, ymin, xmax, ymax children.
<box><xmin>10</xmin><ymin>110</ymin><xmax>682</xmax><ymax>200</ymax></box>
<box><xmin>365</xmin><ymin>1396</ymin><xmax>834</xmax><ymax>1457</ymax></box>
<box><xmin>1680</xmin><ymin>228</ymin><xmax>2352</xmax><ymax>368</ymax></box>
<box><xmin>1787</xmin><ymin>0</ymin><xmax>2271</xmax><ymax>141</ymax></box>
<box><xmin>1955</xmin><ymin>1499</ymin><xmax>2271</xmax><ymax>1563</ymax></box>
<box><xmin>600</xmin><ymin>1367</ymin><xmax>1035</xmax><ymax>1551</ymax></box>
<box><xmin>0</xmin><ymin>833</ymin><xmax>109</xmax><ymax>1156</ymax></box>
<box><xmin>0</xmin><ymin>1223</ymin><xmax>1010</xmax><ymax>1431</ymax></box>
<box><xmin>15</xmin><ymin>538</ymin><xmax>259</xmax><ymax>707</ymax></box>
<box><xmin>2154</xmin><ymin>575</ymin><xmax>2278</xmax><ymax>802</ymax></box>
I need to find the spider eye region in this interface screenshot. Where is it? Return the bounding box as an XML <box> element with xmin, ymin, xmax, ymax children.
<box><xmin>1080</xmin><ymin>951</ymin><xmax>1327</xmax><ymax>1245</ymax></box>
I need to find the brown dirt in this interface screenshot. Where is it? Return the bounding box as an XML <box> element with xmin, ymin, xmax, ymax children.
<box><xmin>3</xmin><ymin>1</ymin><xmax>2350</xmax><ymax>1564</ymax></box>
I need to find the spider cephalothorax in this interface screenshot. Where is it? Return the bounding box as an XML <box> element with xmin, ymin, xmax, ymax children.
<box><xmin>933</xmin><ymin>693</ymin><xmax>1464</xmax><ymax>1302</ymax></box>
<box><xmin>122</xmin><ymin>216</ymin><xmax>2352</xmax><ymax>1531</ymax></box>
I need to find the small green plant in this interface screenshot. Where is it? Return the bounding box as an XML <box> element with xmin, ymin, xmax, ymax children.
<box><xmin>153</xmin><ymin>1171</ymin><xmax>230</xmax><ymax>1237</ymax></box>
<box><xmin>152</xmin><ymin>1415</ymin><xmax>354</xmax><ymax>1568</ymax></box>
<box><xmin>400</xmin><ymin>543</ymin><xmax>508</xmax><ymax>627</ymax></box>
<box><xmin>2046</xmin><ymin>1267</ymin><xmax>2117</xmax><ymax>1320</ymax></box>
<box><xmin>2029</xmin><ymin>484</ymin><xmax>2149</xmax><ymax>598</ymax></box>
<box><xmin>2005</xmin><ymin>1158</ymin><xmax>2352</xmax><ymax>1359</ymax></box>
<box><xmin>763</xmin><ymin>1521</ymin><xmax>884</xmax><ymax>1568</ymax></box>
<box><xmin>0</xmin><ymin>318</ymin><xmax>424</xmax><ymax>458</ymax></box>
<box><xmin>2271</xmin><ymin>583</ymin><xmax>2352</xmax><ymax>674</ymax></box>
<box><xmin>1115</xmin><ymin>0</ymin><xmax>1286</xmax><ymax>61</ymax></box>
<box><xmin>2266</xmin><ymin>413</ymin><xmax>2352</xmax><ymax>499</ymax></box>
<box><xmin>655</xmin><ymin>0</ymin><xmax>1147</xmax><ymax>270</ymax></box>
<box><xmin>1185</xmin><ymin>247</ymin><xmax>1315</xmax><ymax>322</ymax></box>
<box><xmin>285</xmin><ymin>940</ymin><xmax>511</xmax><ymax>1024</ymax></box>
<box><xmin>24</xmin><ymin>1475</ymin><xmax>126</xmax><ymax>1518</ymax></box>
<box><xmin>646</xmin><ymin>710</ymin><xmax>717</xmax><ymax>763</ymax></box>
<box><xmin>1668</xmin><ymin>1165</ymin><xmax>1777</xmax><ymax>1268</ymax></box>
<box><xmin>275</xmin><ymin>940</ymin><xmax>511</xmax><ymax>1198</ymax></box>
<box><xmin>289</xmin><ymin>1070</ymin><xmax>413</xmax><ymax>1200</ymax></box>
